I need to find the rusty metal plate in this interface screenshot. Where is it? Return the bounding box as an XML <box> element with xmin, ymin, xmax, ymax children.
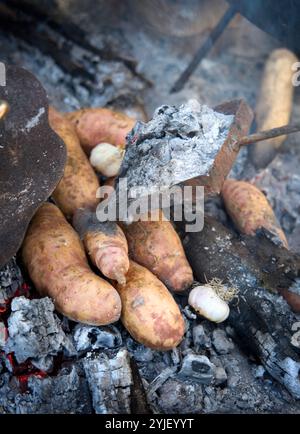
<box><xmin>184</xmin><ymin>99</ymin><xmax>254</xmax><ymax>195</ymax></box>
<box><xmin>0</xmin><ymin>65</ymin><xmax>66</xmax><ymax>267</ymax></box>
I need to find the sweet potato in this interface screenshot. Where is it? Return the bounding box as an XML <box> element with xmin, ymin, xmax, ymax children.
<box><xmin>65</xmin><ymin>108</ymin><xmax>136</xmax><ymax>154</ymax></box>
<box><xmin>252</xmin><ymin>48</ymin><xmax>297</xmax><ymax>168</ymax></box>
<box><xmin>115</xmin><ymin>260</ymin><xmax>185</xmax><ymax>350</ymax></box>
<box><xmin>22</xmin><ymin>203</ymin><xmax>121</xmax><ymax>325</ymax></box>
<box><xmin>73</xmin><ymin>208</ymin><xmax>129</xmax><ymax>284</ymax></box>
<box><xmin>221</xmin><ymin>179</ymin><xmax>288</xmax><ymax>248</ymax></box>
<box><xmin>49</xmin><ymin>107</ymin><xmax>100</xmax><ymax>219</ymax></box>
<box><xmin>122</xmin><ymin>210</ymin><xmax>193</xmax><ymax>292</ymax></box>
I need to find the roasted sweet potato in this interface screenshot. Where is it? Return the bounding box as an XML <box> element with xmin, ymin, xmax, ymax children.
<box><xmin>65</xmin><ymin>108</ymin><xmax>136</xmax><ymax>154</ymax></box>
<box><xmin>222</xmin><ymin>179</ymin><xmax>288</xmax><ymax>248</ymax></box>
<box><xmin>73</xmin><ymin>208</ymin><xmax>129</xmax><ymax>284</ymax></box>
<box><xmin>115</xmin><ymin>260</ymin><xmax>185</xmax><ymax>350</ymax></box>
<box><xmin>122</xmin><ymin>210</ymin><xmax>193</xmax><ymax>292</ymax></box>
<box><xmin>49</xmin><ymin>107</ymin><xmax>100</xmax><ymax>219</ymax></box>
<box><xmin>22</xmin><ymin>203</ymin><xmax>121</xmax><ymax>325</ymax></box>
<box><xmin>252</xmin><ymin>48</ymin><xmax>297</xmax><ymax>168</ymax></box>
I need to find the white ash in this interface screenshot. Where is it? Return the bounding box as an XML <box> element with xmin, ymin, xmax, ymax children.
<box><xmin>82</xmin><ymin>349</ymin><xmax>133</xmax><ymax>414</ymax></box>
<box><xmin>212</xmin><ymin>329</ymin><xmax>235</xmax><ymax>355</ymax></box>
<box><xmin>0</xmin><ymin>257</ymin><xmax>23</xmax><ymax>304</ymax></box>
<box><xmin>291</xmin><ymin>322</ymin><xmax>300</xmax><ymax>349</ymax></box>
<box><xmin>5</xmin><ymin>297</ymin><xmax>76</xmax><ymax>372</ymax></box>
<box><xmin>284</xmin><ymin>279</ymin><xmax>300</xmax><ymax>297</ymax></box>
<box><xmin>119</xmin><ymin>99</ymin><xmax>234</xmax><ymax>194</ymax></box>
<box><xmin>72</xmin><ymin>324</ymin><xmax>122</xmax><ymax>353</ymax></box>
<box><xmin>0</xmin><ymin>365</ymin><xmax>92</xmax><ymax>414</ymax></box>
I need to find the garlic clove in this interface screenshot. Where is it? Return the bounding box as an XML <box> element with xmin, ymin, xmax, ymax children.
<box><xmin>90</xmin><ymin>142</ymin><xmax>124</xmax><ymax>177</ymax></box>
<box><xmin>188</xmin><ymin>285</ymin><xmax>229</xmax><ymax>323</ymax></box>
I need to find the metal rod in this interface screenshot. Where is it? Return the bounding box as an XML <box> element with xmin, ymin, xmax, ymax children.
<box><xmin>170</xmin><ymin>5</ymin><xmax>237</xmax><ymax>94</ymax></box>
<box><xmin>239</xmin><ymin>124</ymin><xmax>300</xmax><ymax>146</ymax></box>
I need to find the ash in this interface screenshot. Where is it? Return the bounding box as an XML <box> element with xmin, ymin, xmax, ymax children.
<box><xmin>5</xmin><ymin>297</ymin><xmax>76</xmax><ymax>372</ymax></box>
<box><xmin>0</xmin><ymin>257</ymin><xmax>23</xmax><ymax>305</ymax></box>
<box><xmin>253</xmin><ymin>153</ymin><xmax>300</xmax><ymax>252</ymax></box>
<box><xmin>0</xmin><ymin>294</ymin><xmax>299</xmax><ymax>413</ymax></box>
<box><xmin>0</xmin><ymin>365</ymin><xmax>92</xmax><ymax>414</ymax></box>
<box><xmin>0</xmin><ymin>0</ymin><xmax>300</xmax><ymax>415</ymax></box>
<box><xmin>121</xmin><ymin>100</ymin><xmax>233</xmax><ymax>193</ymax></box>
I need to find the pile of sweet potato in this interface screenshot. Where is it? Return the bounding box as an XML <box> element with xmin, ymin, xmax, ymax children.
<box><xmin>21</xmin><ymin>105</ymin><xmax>289</xmax><ymax>350</ymax></box>
<box><xmin>22</xmin><ymin>107</ymin><xmax>192</xmax><ymax>351</ymax></box>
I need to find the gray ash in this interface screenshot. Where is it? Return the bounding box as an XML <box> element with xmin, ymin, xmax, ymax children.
<box><xmin>0</xmin><ymin>364</ymin><xmax>92</xmax><ymax>414</ymax></box>
<box><xmin>120</xmin><ymin>100</ymin><xmax>233</xmax><ymax>194</ymax></box>
<box><xmin>253</xmin><ymin>153</ymin><xmax>300</xmax><ymax>252</ymax></box>
<box><xmin>5</xmin><ymin>297</ymin><xmax>76</xmax><ymax>372</ymax></box>
<box><xmin>0</xmin><ymin>257</ymin><xmax>23</xmax><ymax>306</ymax></box>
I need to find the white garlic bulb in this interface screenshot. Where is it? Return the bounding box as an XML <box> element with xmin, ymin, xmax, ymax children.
<box><xmin>90</xmin><ymin>142</ymin><xmax>123</xmax><ymax>177</ymax></box>
<box><xmin>188</xmin><ymin>285</ymin><xmax>229</xmax><ymax>323</ymax></box>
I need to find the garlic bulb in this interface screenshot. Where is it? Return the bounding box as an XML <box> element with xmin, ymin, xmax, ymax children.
<box><xmin>188</xmin><ymin>285</ymin><xmax>229</xmax><ymax>323</ymax></box>
<box><xmin>90</xmin><ymin>142</ymin><xmax>123</xmax><ymax>177</ymax></box>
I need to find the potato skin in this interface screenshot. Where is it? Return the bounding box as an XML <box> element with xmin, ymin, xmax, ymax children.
<box><xmin>222</xmin><ymin>179</ymin><xmax>288</xmax><ymax>248</ymax></box>
<box><xmin>115</xmin><ymin>260</ymin><xmax>185</xmax><ymax>350</ymax></box>
<box><xmin>22</xmin><ymin>203</ymin><xmax>121</xmax><ymax>325</ymax></box>
<box><xmin>49</xmin><ymin>107</ymin><xmax>100</xmax><ymax>219</ymax></box>
<box><xmin>123</xmin><ymin>210</ymin><xmax>193</xmax><ymax>292</ymax></box>
<box><xmin>73</xmin><ymin>208</ymin><xmax>129</xmax><ymax>285</ymax></box>
<box><xmin>65</xmin><ymin>108</ymin><xmax>136</xmax><ymax>154</ymax></box>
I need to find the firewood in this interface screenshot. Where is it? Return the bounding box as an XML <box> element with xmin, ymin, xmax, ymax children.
<box><xmin>181</xmin><ymin>215</ymin><xmax>300</xmax><ymax>398</ymax></box>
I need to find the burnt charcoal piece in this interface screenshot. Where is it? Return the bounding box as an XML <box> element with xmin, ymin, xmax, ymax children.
<box><xmin>72</xmin><ymin>324</ymin><xmax>122</xmax><ymax>352</ymax></box>
<box><xmin>5</xmin><ymin>297</ymin><xmax>76</xmax><ymax>371</ymax></box>
<box><xmin>0</xmin><ymin>65</ymin><xmax>66</xmax><ymax>268</ymax></box>
<box><xmin>129</xmin><ymin>357</ymin><xmax>152</xmax><ymax>414</ymax></box>
<box><xmin>0</xmin><ymin>257</ymin><xmax>23</xmax><ymax>305</ymax></box>
<box><xmin>0</xmin><ymin>364</ymin><xmax>92</xmax><ymax>414</ymax></box>
<box><xmin>182</xmin><ymin>215</ymin><xmax>300</xmax><ymax>398</ymax></box>
<box><xmin>182</xmin><ymin>215</ymin><xmax>300</xmax><ymax>292</ymax></box>
<box><xmin>229</xmin><ymin>288</ymin><xmax>300</xmax><ymax>400</ymax></box>
<box><xmin>81</xmin><ymin>348</ymin><xmax>133</xmax><ymax>414</ymax></box>
<box><xmin>177</xmin><ymin>353</ymin><xmax>215</xmax><ymax>384</ymax></box>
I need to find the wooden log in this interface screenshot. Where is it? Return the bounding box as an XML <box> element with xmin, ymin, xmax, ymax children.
<box><xmin>181</xmin><ymin>215</ymin><xmax>300</xmax><ymax>398</ymax></box>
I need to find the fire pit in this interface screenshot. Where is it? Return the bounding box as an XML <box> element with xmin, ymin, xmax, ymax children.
<box><xmin>0</xmin><ymin>0</ymin><xmax>300</xmax><ymax>415</ymax></box>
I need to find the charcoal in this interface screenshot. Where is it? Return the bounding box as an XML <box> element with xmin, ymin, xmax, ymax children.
<box><xmin>5</xmin><ymin>297</ymin><xmax>76</xmax><ymax>371</ymax></box>
<box><xmin>192</xmin><ymin>324</ymin><xmax>212</xmax><ymax>352</ymax></box>
<box><xmin>0</xmin><ymin>365</ymin><xmax>92</xmax><ymax>414</ymax></box>
<box><xmin>212</xmin><ymin>330</ymin><xmax>234</xmax><ymax>355</ymax></box>
<box><xmin>146</xmin><ymin>366</ymin><xmax>178</xmax><ymax>399</ymax></box>
<box><xmin>291</xmin><ymin>322</ymin><xmax>300</xmax><ymax>349</ymax></box>
<box><xmin>156</xmin><ymin>378</ymin><xmax>203</xmax><ymax>414</ymax></box>
<box><xmin>126</xmin><ymin>337</ymin><xmax>154</xmax><ymax>363</ymax></box>
<box><xmin>72</xmin><ymin>324</ymin><xmax>122</xmax><ymax>352</ymax></box>
<box><xmin>177</xmin><ymin>353</ymin><xmax>214</xmax><ymax>385</ymax></box>
<box><xmin>81</xmin><ymin>348</ymin><xmax>133</xmax><ymax>414</ymax></box>
<box><xmin>214</xmin><ymin>366</ymin><xmax>227</xmax><ymax>386</ymax></box>
<box><xmin>0</xmin><ymin>257</ymin><xmax>23</xmax><ymax>305</ymax></box>
<box><xmin>253</xmin><ymin>365</ymin><xmax>266</xmax><ymax>379</ymax></box>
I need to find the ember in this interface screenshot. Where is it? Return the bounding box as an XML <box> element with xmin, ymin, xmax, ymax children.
<box><xmin>0</xmin><ymin>0</ymin><xmax>300</xmax><ymax>416</ymax></box>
